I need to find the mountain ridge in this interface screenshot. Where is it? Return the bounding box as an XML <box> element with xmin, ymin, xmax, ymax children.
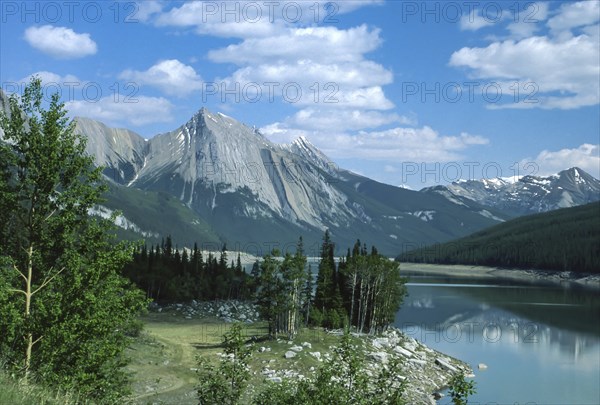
<box><xmin>421</xmin><ymin>167</ymin><xmax>600</xmax><ymax>216</ymax></box>
<box><xmin>3</xmin><ymin>87</ymin><xmax>595</xmax><ymax>255</ymax></box>
<box><xmin>71</xmin><ymin>106</ymin><xmax>512</xmax><ymax>254</ymax></box>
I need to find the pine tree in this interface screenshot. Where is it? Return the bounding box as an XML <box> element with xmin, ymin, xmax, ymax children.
<box><xmin>302</xmin><ymin>265</ymin><xmax>314</xmax><ymax>326</ymax></box>
<box><xmin>314</xmin><ymin>230</ymin><xmax>334</xmax><ymax>316</ymax></box>
<box><xmin>254</xmin><ymin>252</ymin><xmax>283</xmax><ymax>338</ymax></box>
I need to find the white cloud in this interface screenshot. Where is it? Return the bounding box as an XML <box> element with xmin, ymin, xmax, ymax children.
<box><xmin>221</xmin><ymin>59</ymin><xmax>392</xmax><ymax>96</ymax></box>
<box><xmin>259</xmin><ymin>123</ymin><xmax>314</xmax><ymax>144</ymax></box>
<box><xmin>209</xmin><ymin>25</ymin><xmax>395</xmax><ymax>111</ymax></box>
<box><xmin>134</xmin><ymin>0</ymin><xmax>163</xmax><ymax>22</ymax></box>
<box><xmin>460</xmin><ymin>9</ymin><xmax>496</xmax><ymax>31</ymax></box>
<box><xmin>155</xmin><ymin>1</ymin><xmax>280</xmax><ymax>38</ymax></box>
<box><xmin>119</xmin><ymin>60</ymin><xmax>203</xmax><ymax>97</ymax></box>
<box><xmin>506</xmin><ymin>2</ymin><xmax>549</xmax><ymax>39</ymax></box>
<box><xmin>155</xmin><ymin>1</ymin><xmax>383</xmax><ymax>36</ymax></box>
<box><xmin>155</xmin><ymin>2</ymin><xmax>395</xmax><ymax>134</ymax></box>
<box><xmin>523</xmin><ymin>144</ymin><xmax>600</xmax><ymax>178</ymax></box>
<box><xmin>547</xmin><ymin>1</ymin><xmax>600</xmax><ymax>33</ymax></box>
<box><xmin>263</xmin><ymin>124</ymin><xmax>489</xmax><ymax>161</ymax></box>
<box><xmin>24</xmin><ymin>25</ymin><xmax>97</xmax><ymax>59</ymax></box>
<box><xmin>451</xmin><ymin>1</ymin><xmax>600</xmax><ymax>110</ymax></box>
<box><xmin>209</xmin><ymin>25</ymin><xmax>382</xmax><ymax>65</ymax></box>
<box><xmin>66</xmin><ymin>96</ymin><xmax>173</xmax><ymax>126</ymax></box>
<box><xmin>19</xmin><ymin>71</ymin><xmax>81</xmax><ymax>86</ymax></box>
<box><xmin>450</xmin><ymin>34</ymin><xmax>599</xmax><ymax>110</ymax></box>
<box><xmin>286</xmin><ymin>108</ymin><xmax>413</xmax><ymax>131</ymax></box>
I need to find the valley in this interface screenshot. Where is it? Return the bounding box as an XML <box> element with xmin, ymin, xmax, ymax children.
<box><xmin>1</xmin><ymin>2</ymin><xmax>598</xmax><ymax>403</ymax></box>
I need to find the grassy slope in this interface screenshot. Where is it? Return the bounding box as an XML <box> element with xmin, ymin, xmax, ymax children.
<box><xmin>125</xmin><ymin>312</ymin><xmax>347</xmax><ymax>405</ymax></box>
<box><xmin>398</xmin><ymin>202</ymin><xmax>600</xmax><ymax>272</ymax></box>
<box><xmin>102</xmin><ymin>183</ymin><xmax>222</xmax><ymax>247</ymax></box>
<box><xmin>0</xmin><ymin>373</ymin><xmax>86</xmax><ymax>405</ymax></box>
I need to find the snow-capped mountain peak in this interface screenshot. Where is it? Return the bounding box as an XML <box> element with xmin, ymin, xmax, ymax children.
<box><xmin>422</xmin><ymin>167</ymin><xmax>600</xmax><ymax>216</ymax></box>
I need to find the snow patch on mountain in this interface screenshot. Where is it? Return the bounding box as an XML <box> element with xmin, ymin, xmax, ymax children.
<box><xmin>90</xmin><ymin>206</ymin><xmax>158</xmax><ymax>238</ymax></box>
<box><xmin>423</xmin><ymin>167</ymin><xmax>600</xmax><ymax>216</ymax></box>
<box><xmin>478</xmin><ymin>210</ymin><xmax>505</xmax><ymax>222</ymax></box>
<box><xmin>408</xmin><ymin>211</ymin><xmax>435</xmax><ymax>222</ymax></box>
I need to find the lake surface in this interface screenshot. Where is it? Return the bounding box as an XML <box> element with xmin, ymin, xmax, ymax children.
<box><xmin>394</xmin><ymin>273</ymin><xmax>600</xmax><ymax>404</ymax></box>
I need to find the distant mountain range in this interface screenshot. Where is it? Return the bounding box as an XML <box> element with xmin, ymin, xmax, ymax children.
<box><xmin>421</xmin><ymin>168</ymin><xmax>600</xmax><ymax>217</ymax></box>
<box><xmin>1</xmin><ymin>89</ymin><xmax>598</xmax><ymax>255</ymax></box>
<box><xmin>72</xmin><ymin>109</ymin><xmax>513</xmax><ymax>255</ymax></box>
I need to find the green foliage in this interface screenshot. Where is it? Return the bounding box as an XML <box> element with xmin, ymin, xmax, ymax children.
<box><xmin>123</xmin><ymin>237</ymin><xmax>252</xmax><ymax>302</ymax></box>
<box><xmin>314</xmin><ymin>230</ymin><xmax>343</xmax><ymax>322</ymax></box>
<box><xmin>448</xmin><ymin>373</ymin><xmax>476</xmax><ymax>405</ymax></box>
<box><xmin>196</xmin><ymin>323</ymin><xmax>252</xmax><ymax>405</ymax></box>
<box><xmin>308</xmin><ymin>307</ymin><xmax>324</xmax><ymax>327</ymax></box>
<box><xmin>313</xmin><ymin>233</ymin><xmax>407</xmax><ymax>333</ymax></box>
<box><xmin>399</xmin><ymin>202</ymin><xmax>600</xmax><ymax>273</ymax></box>
<box><xmin>252</xmin><ymin>329</ymin><xmax>406</xmax><ymax>405</ymax></box>
<box><xmin>0</xmin><ymin>370</ymin><xmax>86</xmax><ymax>405</ymax></box>
<box><xmin>102</xmin><ymin>183</ymin><xmax>222</xmax><ymax>246</ymax></box>
<box><xmin>0</xmin><ymin>77</ymin><xmax>147</xmax><ymax>402</ymax></box>
<box><xmin>253</xmin><ymin>240</ymin><xmax>308</xmax><ymax>339</ymax></box>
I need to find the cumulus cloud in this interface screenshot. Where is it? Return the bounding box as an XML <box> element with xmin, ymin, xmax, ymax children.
<box><xmin>450</xmin><ymin>1</ymin><xmax>600</xmax><ymax>110</ymax></box>
<box><xmin>209</xmin><ymin>25</ymin><xmax>382</xmax><ymax>65</ymax></box>
<box><xmin>155</xmin><ymin>1</ymin><xmax>280</xmax><ymax>38</ymax></box>
<box><xmin>547</xmin><ymin>1</ymin><xmax>600</xmax><ymax>34</ymax></box>
<box><xmin>24</xmin><ymin>25</ymin><xmax>97</xmax><ymax>59</ymax></box>
<box><xmin>523</xmin><ymin>144</ymin><xmax>600</xmax><ymax>178</ymax></box>
<box><xmin>208</xmin><ymin>24</ymin><xmax>395</xmax><ymax>115</ymax></box>
<box><xmin>155</xmin><ymin>2</ymin><xmax>395</xmax><ymax>133</ymax></box>
<box><xmin>66</xmin><ymin>96</ymin><xmax>173</xmax><ymax>126</ymax></box>
<box><xmin>120</xmin><ymin>59</ymin><xmax>203</xmax><ymax>97</ymax></box>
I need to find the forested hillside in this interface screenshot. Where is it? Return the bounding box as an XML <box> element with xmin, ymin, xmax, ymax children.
<box><xmin>398</xmin><ymin>202</ymin><xmax>600</xmax><ymax>273</ymax></box>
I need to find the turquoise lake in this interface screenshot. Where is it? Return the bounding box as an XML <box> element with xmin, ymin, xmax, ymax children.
<box><xmin>394</xmin><ymin>274</ymin><xmax>600</xmax><ymax>404</ymax></box>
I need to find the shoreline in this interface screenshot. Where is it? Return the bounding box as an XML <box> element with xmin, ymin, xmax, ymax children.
<box><xmin>398</xmin><ymin>262</ymin><xmax>600</xmax><ymax>290</ymax></box>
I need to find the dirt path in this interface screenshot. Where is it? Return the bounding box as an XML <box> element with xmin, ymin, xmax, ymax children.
<box><xmin>128</xmin><ymin>320</ymin><xmax>202</xmax><ymax>404</ymax></box>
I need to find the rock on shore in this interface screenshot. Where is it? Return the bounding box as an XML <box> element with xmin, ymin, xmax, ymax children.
<box><xmin>365</xmin><ymin>328</ymin><xmax>472</xmax><ymax>403</ymax></box>
<box><xmin>150</xmin><ymin>300</ymin><xmax>261</xmax><ymax>323</ymax></box>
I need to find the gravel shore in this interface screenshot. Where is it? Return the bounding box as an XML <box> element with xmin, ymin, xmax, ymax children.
<box><xmin>399</xmin><ymin>262</ymin><xmax>600</xmax><ymax>290</ymax></box>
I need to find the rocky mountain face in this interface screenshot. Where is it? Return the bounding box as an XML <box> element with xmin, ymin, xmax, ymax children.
<box><xmin>75</xmin><ymin>117</ymin><xmax>148</xmax><ymax>185</ymax></box>
<box><xmin>2</xmin><ymin>84</ymin><xmax>598</xmax><ymax>254</ymax></box>
<box><xmin>422</xmin><ymin>168</ymin><xmax>600</xmax><ymax>217</ymax></box>
<box><xmin>71</xmin><ymin>107</ymin><xmax>510</xmax><ymax>255</ymax></box>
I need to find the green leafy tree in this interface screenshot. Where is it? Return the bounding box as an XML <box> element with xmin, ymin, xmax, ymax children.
<box><xmin>448</xmin><ymin>372</ymin><xmax>477</xmax><ymax>405</ymax></box>
<box><xmin>0</xmin><ymin>78</ymin><xmax>147</xmax><ymax>401</ymax></box>
<box><xmin>197</xmin><ymin>323</ymin><xmax>252</xmax><ymax>405</ymax></box>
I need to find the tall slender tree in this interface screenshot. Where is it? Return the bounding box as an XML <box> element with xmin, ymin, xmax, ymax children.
<box><xmin>0</xmin><ymin>78</ymin><xmax>146</xmax><ymax>400</ymax></box>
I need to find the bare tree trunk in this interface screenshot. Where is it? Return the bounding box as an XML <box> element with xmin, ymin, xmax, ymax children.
<box><xmin>24</xmin><ymin>244</ymin><xmax>33</xmax><ymax>383</ymax></box>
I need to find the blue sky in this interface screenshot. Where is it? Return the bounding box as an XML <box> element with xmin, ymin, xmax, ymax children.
<box><xmin>1</xmin><ymin>0</ymin><xmax>599</xmax><ymax>189</ymax></box>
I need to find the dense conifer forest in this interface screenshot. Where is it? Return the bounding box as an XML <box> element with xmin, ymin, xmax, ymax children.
<box><xmin>398</xmin><ymin>202</ymin><xmax>600</xmax><ymax>273</ymax></box>
<box><xmin>124</xmin><ymin>232</ymin><xmax>407</xmax><ymax>337</ymax></box>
